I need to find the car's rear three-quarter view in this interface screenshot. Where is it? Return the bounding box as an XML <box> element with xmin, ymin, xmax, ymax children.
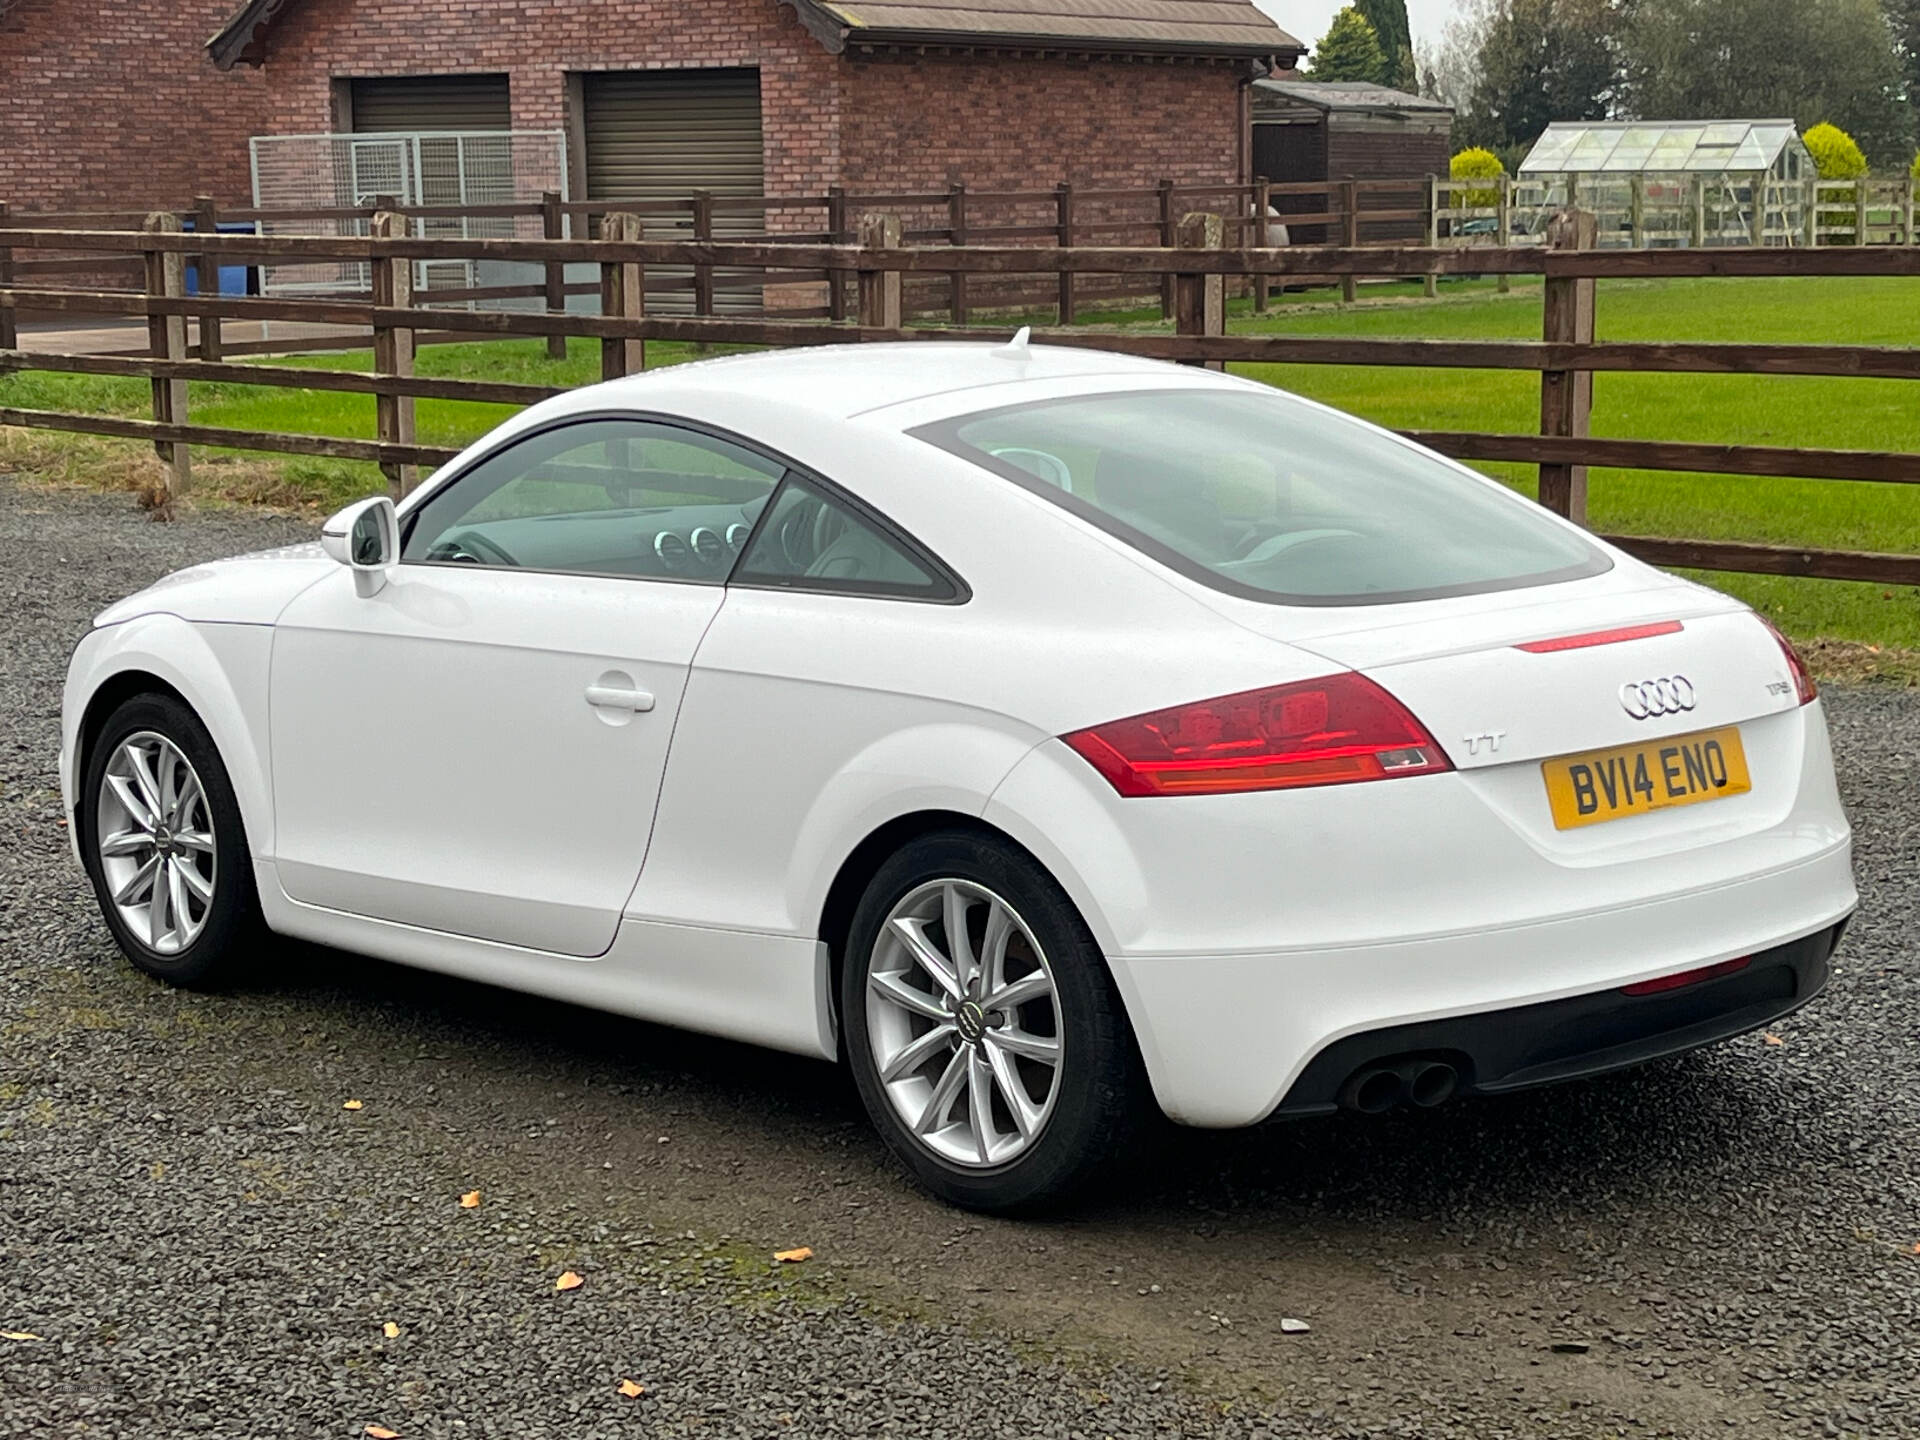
<box><xmin>60</xmin><ymin>341</ymin><xmax>1856</xmax><ymax>1212</ymax></box>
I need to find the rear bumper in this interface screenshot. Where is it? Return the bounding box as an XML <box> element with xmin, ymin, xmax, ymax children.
<box><xmin>1271</xmin><ymin>920</ymin><xmax>1841</xmax><ymax>1117</ymax></box>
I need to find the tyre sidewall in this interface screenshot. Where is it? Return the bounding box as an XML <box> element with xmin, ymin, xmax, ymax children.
<box><xmin>79</xmin><ymin>693</ymin><xmax>258</xmax><ymax>988</ymax></box>
<box><xmin>841</xmin><ymin>830</ymin><xmax>1139</xmax><ymax>1213</ymax></box>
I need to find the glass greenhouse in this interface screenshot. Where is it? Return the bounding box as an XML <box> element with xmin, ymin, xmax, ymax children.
<box><xmin>1515</xmin><ymin>119</ymin><xmax>1813</xmax><ymax>246</ymax></box>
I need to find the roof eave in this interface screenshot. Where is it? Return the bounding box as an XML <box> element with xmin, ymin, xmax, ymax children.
<box><xmin>841</xmin><ymin>28</ymin><xmax>1304</xmax><ymax>60</ymax></box>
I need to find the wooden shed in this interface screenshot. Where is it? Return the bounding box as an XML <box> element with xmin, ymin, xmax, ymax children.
<box><xmin>1250</xmin><ymin>79</ymin><xmax>1452</xmax><ymax>241</ymax></box>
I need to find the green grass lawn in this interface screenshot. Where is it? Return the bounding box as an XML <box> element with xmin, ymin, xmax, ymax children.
<box><xmin>2</xmin><ymin>273</ymin><xmax>1917</xmax><ymax>648</ymax></box>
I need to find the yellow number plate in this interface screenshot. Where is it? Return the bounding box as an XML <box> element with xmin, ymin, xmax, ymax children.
<box><xmin>1542</xmin><ymin>726</ymin><xmax>1751</xmax><ymax>830</ymax></box>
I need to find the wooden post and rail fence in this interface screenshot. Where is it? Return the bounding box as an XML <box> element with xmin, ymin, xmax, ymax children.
<box><xmin>1</xmin><ymin>212</ymin><xmax>1918</xmax><ymax>591</ymax></box>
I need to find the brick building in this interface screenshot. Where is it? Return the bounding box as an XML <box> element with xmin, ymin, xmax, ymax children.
<box><xmin>0</xmin><ymin>0</ymin><xmax>1304</xmax><ymax>214</ymax></box>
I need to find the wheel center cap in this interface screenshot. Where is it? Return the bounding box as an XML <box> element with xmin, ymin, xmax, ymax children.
<box><xmin>954</xmin><ymin>999</ymin><xmax>987</xmax><ymax>1044</ymax></box>
<box><xmin>153</xmin><ymin>827</ymin><xmax>172</xmax><ymax>855</ymax></box>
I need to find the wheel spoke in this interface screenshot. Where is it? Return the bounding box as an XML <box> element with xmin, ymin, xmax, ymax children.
<box><xmin>966</xmin><ymin>1051</ymin><xmax>995</xmax><ymax>1163</ymax></box>
<box><xmin>869</xmin><ymin>969</ymin><xmax>949</xmax><ymax>1022</ymax></box>
<box><xmin>171</xmin><ymin>771</ymin><xmax>204</xmax><ymax>830</ymax></box>
<box><xmin>980</xmin><ymin>901</ymin><xmax>1014</xmax><ymax>995</ymax></box>
<box><xmin>124</xmin><ymin>744</ymin><xmax>166</xmax><ymax>826</ymax></box>
<box><xmin>99</xmin><ymin>828</ymin><xmax>153</xmax><ymax>858</ymax></box>
<box><xmin>173</xmin><ymin>830</ymin><xmax>215</xmax><ymax>856</ymax></box>
<box><xmin>985</xmin><ymin>1041</ymin><xmax>1041</xmax><ymax>1140</ymax></box>
<box><xmin>148</xmin><ymin>858</ymin><xmax>174</xmax><ymax>942</ymax></box>
<box><xmin>167</xmin><ymin>862</ymin><xmax>192</xmax><ymax>934</ymax></box>
<box><xmin>943</xmin><ymin>883</ymin><xmax>977</xmax><ymax>990</ymax></box>
<box><xmin>111</xmin><ymin>854</ymin><xmax>160</xmax><ymax>906</ymax></box>
<box><xmin>889</xmin><ymin>916</ymin><xmax>963</xmax><ymax>1001</ymax></box>
<box><xmin>106</xmin><ymin>774</ymin><xmax>157</xmax><ymax>833</ymax></box>
<box><xmin>156</xmin><ymin>742</ymin><xmax>182</xmax><ymax>824</ymax></box>
<box><xmin>988</xmin><ymin>1027</ymin><xmax>1061</xmax><ymax>1067</ymax></box>
<box><xmin>987</xmin><ymin>971</ymin><xmax>1052</xmax><ymax>1012</ymax></box>
<box><xmin>914</xmin><ymin>1048</ymin><xmax>969</xmax><ymax>1134</ymax></box>
<box><xmin>176</xmin><ymin>861</ymin><xmax>215</xmax><ymax>904</ymax></box>
<box><xmin>880</xmin><ymin>1023</ymin><xmax>956</xmax><ymax>1082</ymax></box>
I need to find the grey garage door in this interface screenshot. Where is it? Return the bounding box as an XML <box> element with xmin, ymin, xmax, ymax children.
<box><xmin>583</xmin><ymin>68</ymin><xmax>763</xmax><ymax>312</ymax></box>
<box><xmin>350</xmin><ymin>75</ymin><xmax>512</xmax><ymax>135</ymax></box>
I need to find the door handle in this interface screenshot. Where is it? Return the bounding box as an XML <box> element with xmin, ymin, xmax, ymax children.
<box><xmin>585</xmin><ymin>682</ymin><xmax>655</xmax><ymax>713</ymax></box>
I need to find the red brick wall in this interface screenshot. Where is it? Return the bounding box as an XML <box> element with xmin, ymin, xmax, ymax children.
<box><xmin>0</xmin><ymin>0</ymin><xmax>268</xmax><ymax>211</ymax></box>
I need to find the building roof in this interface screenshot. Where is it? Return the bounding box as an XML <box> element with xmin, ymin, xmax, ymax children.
<box><xmin>1252</xmin><ymin>78</ymin><xmax>1451</xmax><ymax>115</ymax></box>
<box><xmin>209</xmin><ymin>0</ymin><xmax>1303</xmax><ymax>68</ymax></box>
<box><xmin>1518</xmin><ymin>119</ymin><xmax>1806</xmax><ymax>174</ymax></box>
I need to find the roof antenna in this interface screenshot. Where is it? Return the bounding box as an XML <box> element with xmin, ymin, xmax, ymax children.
<box><xmin>991</xmin><ymin>325</ymin><xmax>1033</xmax><ymax>360</ymax></box>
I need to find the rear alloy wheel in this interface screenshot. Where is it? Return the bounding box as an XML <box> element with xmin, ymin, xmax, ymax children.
<box><xmin>842</xmin><ymin>831</ymin><xmax>1141</xmax><ymax>1212</ymax></box>
<box><xmin>80</xmin><ymin>693</ymin><xmax>261</xmax><ymax>988</ymax></box>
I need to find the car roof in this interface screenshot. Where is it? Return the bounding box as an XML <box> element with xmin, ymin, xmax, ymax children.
<box><xmin>570</xmin><ymin>341</ymin><xmax>1196</xmax><ymax>422</ymax></box>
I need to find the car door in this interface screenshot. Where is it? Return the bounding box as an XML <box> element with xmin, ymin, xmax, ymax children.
<box><xmin>268</xmin><ymin>416</ymin><xmax>784</xmax><ymax>957</ymax></box>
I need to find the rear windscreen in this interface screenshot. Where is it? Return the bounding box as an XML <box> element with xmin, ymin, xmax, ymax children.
<box><xmin>913</xmin><ymin>387</ymin><xmax>1610</xmax><ymax>606</ymax></box>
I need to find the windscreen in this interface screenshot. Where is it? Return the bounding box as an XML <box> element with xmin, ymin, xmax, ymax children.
<box><xmin>915</xmin><ymin>387</ymin><xmax>1610</xmax><ymax>606</ymax></box>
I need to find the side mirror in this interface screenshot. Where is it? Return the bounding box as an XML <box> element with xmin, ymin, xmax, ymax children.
<box><xmin>320</xmin><ymin>496</ymin><xmax>399</xmax><ymax>598</ymax></box>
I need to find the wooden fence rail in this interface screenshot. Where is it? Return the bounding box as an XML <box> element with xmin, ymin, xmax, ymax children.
<box><xmin>2</xmin><ymin>212</ymin><xmax>1917</xmax><ymax>589</ymax></box>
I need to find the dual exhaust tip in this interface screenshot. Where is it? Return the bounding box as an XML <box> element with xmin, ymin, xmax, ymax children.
<box><xmin>1339</xmin><ymin>1058</ymin><xmax>1460</xmax><ymax>1114</ymax></box>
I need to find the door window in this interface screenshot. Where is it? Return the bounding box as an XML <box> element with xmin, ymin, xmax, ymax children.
<box><xmin>401</xmin><ymin>418</ymin><xmax>783</xmax><ymax>582</ymax></box>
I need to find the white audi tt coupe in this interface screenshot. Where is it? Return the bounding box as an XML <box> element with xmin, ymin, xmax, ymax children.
<box><xmin>62</xmin><ymin>339</ymin><xmax>1855</xmax><ymax>1210</ymax></box>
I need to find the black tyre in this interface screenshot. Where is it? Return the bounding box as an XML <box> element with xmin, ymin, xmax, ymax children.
<box><xmin>78</xmin><ymin>692</ymin><xmax>262</xmax><ymax>988</ymax></box>
<box><xmin>841</xmin><ymin>828</ymin><xmax>1144</xmax><ymax>1213</ymax></box>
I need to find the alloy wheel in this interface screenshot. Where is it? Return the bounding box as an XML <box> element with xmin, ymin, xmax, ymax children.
<box><xmin>864</xmin><ymin>879</ymin><xmax>1063</xmax><ymax>1168</ymax></box>
<box><xmin>95</xmin><ymin>731</ymin><xmax>217</xmax><ymax>956</ymax></box>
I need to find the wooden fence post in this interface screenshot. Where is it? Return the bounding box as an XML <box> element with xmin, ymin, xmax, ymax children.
<box><xmin>1055</xmin><ymin>181</ymin><xmax>1076</xmax><ymax>325</ymax></box>
<box><xmin>193</xmin><ymin>196</ymin><xmax>223</xmax><ymax>361</ymax></box>
<box><xmin>1252</xmin><ymin>177</ymin><xmax>1271</xmax><ymax>312</ymax></box>
<box><xmin>1628</xmin><ymin>174</ymin><xmax>1645</xmax><ymax>248</ymax></box>
<box><xmin>826</xmin><ymin>185</ymin><xmax>849</xmax><ymax>323</ymax></box>
<box><xmin>1538</xmin><ymin>208</ymin><xmax>1596</xmax><ymax>523</ymax></box>
<box><xmin>143</xmin><ymin>212</ymin><xmax>192</xmax><ymax>501</ymax></box>
<box><xmin>0</xmin><ymin>202</ymin><xmax>15</xmax><ymax>352</ymax></box>
<box><xmin>1339</xmin><ymin>180</ymin><xmax>1359</xmax><ymax>303</ymax></box>
<box><xmin>1750</xmin><ymin>172</ymin><xmax>1768</xmax><ymax>247</ymax></box>
<box><xmin>599</xmin><ymin>211</ymin><xmax>645</xmax><ymax>381</ymax></box>
<box><xmin>1157</xmin><ymin>178</ymin><xmax>1176</xmax><ymax>318</ymax></box>
<box><xmin>369</xmin><ymin>209</ymin><xmax>417</xmax><ymax>495</ymax></box>
<box><xmin>1854</xmin><ymin>176</ymin><xmax>1868</xmax><ymax>246</ymax></box>
<box><xmin>857</xmin><ymin>213</ymin><xmax>902</xmax><ymax>329</ymax></box>
<box><xmin>695</xmin><ymin>192</ymin><xmax>718</xmax><ymax>318</ymax></box>
<box><xmin>1495</xmin><ymin>175</ymin><xmax>1511</xmax><ymax>293</ymax></box>
<box><xmin>947</xmin><ymin>182</ymin><xmax>969</xmax><ymax>325</ymax></box>
<box><xmin>1423</xmin><ymin>174</ymin><xmax>1439</xmax><ymax>297</ymax></box>
<box><xmin>1903</xmin><ymin>176</ymin><xmax>1916</xmax><ymax>246</ymax></box>
<box><xmin>541</xmin><ymin>190</ymin><xmax>567</xmax><ymax>359</ymax></box>
<box><xmin>1690</xmin><ymin>176</ymin><xmax>1707</xmax><ymax>248</ymax></box>
<box><xmin>1173</xmin><ymin>212</ymin><xmax>1224</xmax><ymax>370</ymax></box>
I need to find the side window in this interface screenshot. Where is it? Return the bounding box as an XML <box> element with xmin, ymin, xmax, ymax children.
<box><xmin>732</xmin><ymin>474</ymin><xmax>960</xmax><ymax>602</ymax></box>
<box><xmin>401</xmin><ymin>419</ymin><xmax>783</xmax><ymax>582</ymax></box>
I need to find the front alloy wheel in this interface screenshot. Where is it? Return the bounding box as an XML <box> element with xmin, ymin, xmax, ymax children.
<box><xmin>842</xmin><ymin>830</ymin><xmax>1143</xmax><ymax>1213</ymax></box>
<box><xmin>95</xmin><ymin>732</ymin><xmax>218</xmax><ymax>955</ymax></box>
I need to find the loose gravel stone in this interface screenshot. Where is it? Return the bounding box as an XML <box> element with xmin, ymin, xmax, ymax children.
<box><xmin>1</xmin><ymin>478</ymin><xmax>1915</xmax><ymax>1438</ymax></box>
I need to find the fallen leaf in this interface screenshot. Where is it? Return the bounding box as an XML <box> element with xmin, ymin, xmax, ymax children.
<box><xmin>1</xmin><ymin>1331</ymin><xmax>43</xmax><ymax>1342</ymax></box>
<box><xmin>342</xmin><ymin>1099</ymin><xmax>365</xmax><ymax>1111</ymax></box>
<box><xmin>773</xmin><ymin>1247</ymin><xmax>813</xmax><ymax>1264</ymax></box>
<box><xmin>617</xmin><ymin>1379</ymin><xmax>646</xmax><ymax>1398</ymax></box>
<box><xmin>555</xmin><ymin>1270</ymin><xmax>584</xmax><ymax>1292</ymax></box>
<box><xmin>459</xmin><ymin>1190</ymin><xmax>481</xmax><ymax>1209</ymax></box>
<box><xmin>382</xmin><ymin>1322</ymin><xmax>400</xmax><ymax>1339</ymax></box>
<box><xmin>1279</xmin><ymin>1317</ymin><xmax>1311</xmax><ymax>1334</ymax></box>
<box><xmin>1911</xmin><ymin>1242</ymin><xmax>1920</xmax><ymax>1255</ymax></box>
<box><xmin>1762</xmin><ymin>1033</ymin><xmax>1785</xmax><ymax>1046</ymax></box>
<box><xmin>365</xmin><ymin>1427</ymin><xmax>400</xmax><ymax>1440</ymax></box>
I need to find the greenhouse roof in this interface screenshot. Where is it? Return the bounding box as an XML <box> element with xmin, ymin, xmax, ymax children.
<box><xmin>1518</xmin><ymin>119</ymin><xmax>1802</xmax><ymax>174</ymax></box>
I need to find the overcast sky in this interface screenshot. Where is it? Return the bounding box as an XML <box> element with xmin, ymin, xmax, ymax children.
<box><xmin>1253</xmin><ymin>0</ymin><xmax>1458</xmax><ymax>56</ymax></box>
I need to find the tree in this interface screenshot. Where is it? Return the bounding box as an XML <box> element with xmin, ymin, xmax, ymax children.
<box><xmin>1311</xmin><ymin>7</ymin><xmax>1388</xmax><ymax>83</ymax></box>
<box><xmin>1620</xmin><ymin>0</ymin><xmax>1914</xmax><ymax>168</ymax></box>
<box><xmin>1457</xmin><ymin>0</ymin><xmax>1620</xmax><ymax>157</ymax></box>
<box><xmin>1451</xmin><ymin>147</ymin><xmax>1508</xmax><ymax>207</ymax></box>
<box><xmin>1356</xmin><ymin>0</ymin><xmax>1420</xmax><ymax>89</ymax></box>
<box><xmin>1885</xmin><ymin>0</ymin><xmax>1920</xmax><ymax>116</ymax></box>
<box><xmin>1803</xmin><ymin>122</ymin><xmax>1868</xmax><ymax>179</ymax></box>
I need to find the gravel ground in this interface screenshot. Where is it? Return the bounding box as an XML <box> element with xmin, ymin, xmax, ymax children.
<box><xmin>2</xmin><ymin>477</ymin><xmax>1916</xmax><ymax>1440</ymax></box>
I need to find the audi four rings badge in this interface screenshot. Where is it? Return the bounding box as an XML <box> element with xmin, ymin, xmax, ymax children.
<box><xmin>1620</xmin><ymin>676</ymin><xmax>1696</xmax><ymax>720</ymax></box>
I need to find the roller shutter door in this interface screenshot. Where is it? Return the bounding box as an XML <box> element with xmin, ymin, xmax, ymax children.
<box><xmin>583</xmin><ymin>69</ymin><xmax>763</xmax><ymax>313</ymax></box>
<box><xmin>350</xmin><ymin>75</ymin><xmax>512</xmax><ymax>134</ymax></box>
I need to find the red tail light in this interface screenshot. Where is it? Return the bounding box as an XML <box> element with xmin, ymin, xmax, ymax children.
<box><xmin>1061</xmin><ymin>673</ymin><xmax>1452</xmax><ymax>797</ymax></box>
<box><xmin>1621</xmin><ymin>955</ymin><xmax>1750</xmax><ymax>996</ymax></box>
<box><xmin>1756</xmin><ymin>615</ymin><xmax>1816</xmax><ymax>706</ymax></box>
